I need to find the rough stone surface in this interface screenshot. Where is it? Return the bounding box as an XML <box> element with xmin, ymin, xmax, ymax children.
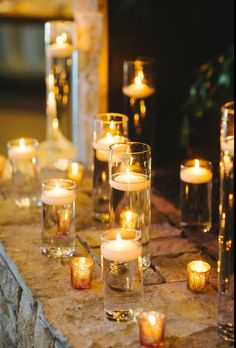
<box><xmin>0</xmin><ymin>177</ymin><xmax>232</xmax><ymax>348</ymax></box>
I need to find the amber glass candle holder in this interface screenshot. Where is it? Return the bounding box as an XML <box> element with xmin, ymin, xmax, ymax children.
<box><xmin>187</xmin><ymin>261</ymin><xmax>211</xmax><ymax>293</ymax></box>
<box><xmin>71</xmin><ymin>257</ymin><xmax>94</xmax><ymax>289</ymax></box>
<box><xmin>138</xmin><ymin>311</ymin><xmax>166</xmax><ymax>347</ymax></box>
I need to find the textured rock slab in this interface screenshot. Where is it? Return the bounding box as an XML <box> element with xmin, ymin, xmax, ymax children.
<box><xmin>152</xmin><ymin>252</ymin><xmax>217</xmax><ymax>283</ymax></box>
<box><xmin>150</xmin><ymin>223</ymin><xmax>182</xmax><ymax>240</ymax></box>
<box><xmin>151</xmin><ymin>236</ymin><xmax>198</xmax><ymax>257</ymax></box>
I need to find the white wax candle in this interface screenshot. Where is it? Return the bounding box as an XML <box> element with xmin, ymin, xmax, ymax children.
<box><xmin>93</xmin><ymin>134</ymin><xmax>126</xmax><ymax>162</ymax></box>
<box><xmin>8</xmin><ymin>139</ymin><xmax>37</xmax><ymax>160</ymax></box>
<box><xmin>47</xmin><ymin>41</ymin><xmax>73</xmax><ymax>58</ymax></box>
<box><xmin>101</xmin><ymin>238</ymin><xmax>141</xmax><ymax>262</ymax></box>
<box><xmin>42</xmin><ymin>187</ymin><xmax>76</xmax><ymax>206</ymax></box>
<box><xmin>110</xmin><ymin>172</ymin><xmax>150</xmax><ymax>192</ymax></box>
<box><xmin>180</xmin><ymin>160</ymin><xmax>212</xmax><ymax>184</ymax></box>
<box><xmin>221</xmin><ymin>137</ymin><xmax>234</xmax><ymax>157</ymax></box>
<box><xmin>123</xmin><ymin>83</ymin><xmax>155</xmax><ymax>99</ymax></box>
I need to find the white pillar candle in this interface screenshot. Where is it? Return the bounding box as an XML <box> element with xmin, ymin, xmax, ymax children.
<box><xmin>93</xmin><ymin>133</ymin><xmax>126</xmax><ymax>162</ymax></box>
<box><xmin>47</xmin><ymin>35</ymin><xmax>73</xmax><ymax>58</ymax></box>
<box><xmin>123</xmin><ymin>74</ymin><xmax>155</xmax><ymax>99</ymax></box>
<box><xmin>101</xmin><ymin>233</ymin><xmax>141</xmax><ymax>262</ymax></box>
<box><xmin>8</xmin><ymin>139</ymin><xmax>37</xmax><ymax>160</ymax></box>
<box><xmin>110</xmin><ymin>172</ymin><xmax>150</xmax><ymax>192</ymax></box>
<box><xmin>180</xmin><ymin>160</ymin><xmax>212</xmax><ymax>184</ymax></box>
<box><xmin>42</xmin><ymin>182</ymin><xmax>76</xmax><ymax>206</ymax></box>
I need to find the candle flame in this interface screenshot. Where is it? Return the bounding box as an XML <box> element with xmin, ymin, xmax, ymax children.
<box><xmin>134</xmin><ymin>75</ymin><xmax>143</xmax><ymax>87</ymax></box>
<box><xmin>116</xmin><ymin>232</ymin><xmax>122</xmax><ymax>241</ymax></box>
<box><xmin>55</xmin><ymin>181</ymin><xmax>60</xmax><ymax>190</ymax></box>
<box><xmin>71</xmin><ymin>162</ymin><xmax>79</xmax><ymax>174</ymax></box>
<box><xmin>110</xmin><ymin>120</ymin><xmax>115</xmax><ymax>132</ymax></box>
<box><xmin>194</xmin><ymin>159</ymin><xmax>200</xmax><ymax>174</ymax></box>
<box><xmin>52</xmin><ymin>118</ymin><xmax>59</xmax><ymax>130</ymax></box>
<box><xmin>19</xmin><ymin>138</ymin><xmax>25</xmax><ymax>149</ymax></box>
<box><xmin>56</xmin><ymin>33</ymin><xmax>67</xmax><ymax>46</ymax></box>
<box><xmin>148</xmin><ymin>314</ymin><xmax>157</xmax><ymax>326</ymax></box>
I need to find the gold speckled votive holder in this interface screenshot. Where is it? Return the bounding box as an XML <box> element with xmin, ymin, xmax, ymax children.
<box><xmin>138</xmin><ymin>311</ymin><xmax>166</xmax><ymax>347</ymax></box>
<box><xmin>71</xmin><ymin>257</ymin><xmax>94</xmax><ymax>289</ymax></box>
<box><xmin>187</xmin><ymin>260</ymin><xmax>211</xmax><ymax>293</ymax></box>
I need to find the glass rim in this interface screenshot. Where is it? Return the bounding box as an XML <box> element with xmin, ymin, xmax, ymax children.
<box><xmin>123</xmin><ymin>57</ymin><xmax>155</xmax><ymax>66</ymax></box>
<box><xmin>221</xmin><ymin>101</ymin><xmax>234</xmax><ymax>115</ymax></box>
<box><xmin>187</xmin><ymin>260</ymin><xmax>211</xmax><ymax>273</ymax></box>
<box><xmin>7</xmin><ymin>138</ymin><xmax>39</xmax><ymax>148</ymax></box>
<box><xmin>138</xmin><ymin>311</ymin><xmax>166</xmax><ymax>320</ymax></box>
<box><xmin>180</xmin><ymin>158</ymin><xmax>212</xmax><ymax>169</ymax></box>
<box><xmin>94</xmin><ymin>113</ymin><xmax>129</xmax><ymax>125</ymax></box>
<box><xmin>45</xmin><ymin>20</ymin><xmax>75</xmax><ymax>28</ymax></box>
<box><xmin>42</xmin><ymin>178</ymin><xmax>77</xmax><ymax>190</ymax></box>
<box><xmin>100</xmin><ymin>228</ymin><xmax>141</xmax><ymax>243</ymax></box>
<box><xmin>110</xmin><ymin>142</ymin><xmax>151</xmax><ymax>155</ymax></box>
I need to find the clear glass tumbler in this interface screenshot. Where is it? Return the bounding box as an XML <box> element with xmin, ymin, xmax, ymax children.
<box><xmin>41</xmin><ymin>178</ymin><xmax>76</xmax><ymax>259</ymax></box>
<box><xmin>101</xmin><ymin>228</ymin><xmax>143</xmax><ymax>322</ymax></box>
<box><xmin>218</xmin><ymin>101</ymin><xmax>234</xmax><ymax>342</ymax></box>
<box><xmin>7</xmin><ymin>138</ymin><xmax>40</xmax><ymax>207</ymax></box>
<box><xmin>180</xmin><ymin>159</ymin><xmax>213</xmax><ymax>233</ymax></box>
<box><xmin>123</xmin><ymin>58</ymin><xmax>155</xmax><ymax>145</ymax></box>
<box><xmin>109</xmin><ymin>142</ymin><xmax>151</xmax><ymax>268</ymax></box>
<box><xmin>44</xmin><ymin>21</ymin><xmax>77</xmax><ymax>165</ymax></box>
<box><xmin>92</xmin><ymin>113</ymin><xmax>128</xmax><ymax>222</ymax></box>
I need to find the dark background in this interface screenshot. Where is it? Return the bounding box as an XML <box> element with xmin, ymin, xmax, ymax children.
<box><xmin>108</xmin><ymin>0</ymin><xmax>234</xmax><ymax>166</ymax></box>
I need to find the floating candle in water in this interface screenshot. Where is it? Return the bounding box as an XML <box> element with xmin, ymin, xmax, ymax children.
<box><xmin>101</xmin><ymin>230</ymin><xmax>141</xmax><ymax>262</ymax></box>
<box><xmin>41</xmin><ymin>181</ymin><xmax>76</xmax><ymax>206</ymax></box>
<box><xmin>47</xmin><ymin>33</ymin><xmax>73</xmax><ymax>58</ymax></box>
<box><xmin>180</xmin><ymin>159</ymin><xmax>212</xmax><ymax>184</ymax></box>
<box><xmin>8</xmin><ymin>138</ymin><xmax>37</xmax><ymax>160</ymax></box>
<box><xmin>123</xmin><ymin>70</ymin><xmax>155</xmax><ymax>99</ymax></box>
<box><xmin>110</xmin><ymin>171</ymin><xmax>150</xmax><ymax>192</ymax></box>
<box><xmin>93</xmin><ymin>133</ymin><xmax>126</xmax><ymax>162</ymax></box>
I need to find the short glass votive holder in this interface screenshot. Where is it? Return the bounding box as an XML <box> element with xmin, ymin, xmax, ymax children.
<box><xmin>92</xmin><ymin>113</ymin><xmax>128</xmax><ymax>223</ymax></box>
<box><xmin>41</xmin><ymin>178</ymin><xmax>76</xmax><ymax>259</ymax></box>
<box><xmin>187</xmin><ymin>260</ymin><xmax>211</xmax><ymax>293</ymax></box>
<box><xmin>180</xmin><ymin>159</ymin><xmax>213</xmax><ymax>233</ymax></box>
<box><xmin>138</xmin><ymin>311</ymin><xmax>166</xmax><ymax>347</ymax></box>
<box><xmin>67</xmin><ymin>162</ymin><xmax>84</xmax><ymax>184</ymax></box>
<box><xmin>109</xmin><ymin>142</ymin><xmax>151</xmax><ymax>268</ymax></box>
<box><xmin>7</xmin><ymin>138</ymin><xmax>40</xmax><ymax>207</ymax></box>
<box><xmin>101</xmin><ymin>228</ymin><xmax>143</xmax><ymax>322</ymax></box>
<box><xmin>71</xmin><ymin>257</ymin><xmax>94</xmax><ymax>289</ymax></box>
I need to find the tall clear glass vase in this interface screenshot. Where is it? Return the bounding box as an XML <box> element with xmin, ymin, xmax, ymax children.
<box><xmin>218</xmin><ymin>101</ymin><xmax>234</xmax><ymax>343</ymax></box>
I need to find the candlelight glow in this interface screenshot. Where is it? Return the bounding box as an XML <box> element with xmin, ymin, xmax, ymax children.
<box><xmin>19</xmin><ymin>138</ymin><xmax>25</xmax><ymax>149</ymax></box>
<box><xmin>56</xmin><ymin>33</ymin><xmax>67</xmax><ymax>46</ymax></box>
<box><xmin>52</xmin><ymin>118</ymin><xmax>59</xmax><ymax>130</ymax></box>
<box><xmin>148</xmin><ymin>314</ymin><xmax>157</xmax><ymax>326</ymax></box>
<box><xmin>194</xmin><ymin>159</ymin><xmax>200</xmax><ymax>173</ymax></box>
<box><xmin>116</xmin><ymin>232</ymin><xmax>122</xmax><ymax>241</ymax></box>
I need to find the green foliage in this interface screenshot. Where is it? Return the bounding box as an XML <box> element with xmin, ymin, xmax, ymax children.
<box><xmin>180</xmin><ymin>45</ymin><xmax>234</xmax><ymax>148</ymax></box>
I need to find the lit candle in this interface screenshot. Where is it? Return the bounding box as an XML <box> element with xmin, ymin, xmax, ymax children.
<box><xmin>93</xmin><ymin>133</ymin><xmax>126</xmax><ymax>162</ymax></box>
<box><xmin>187</xmin><ymin>260</ymin><xmax>211</xmax><ymax>292</ymax></box>
<box><xmin>47</xmin><ymin>33</ymin><xmax>73</xmax><ymax>58</ymax></box>
<box><xmin>110</xmin><ymin>171</ymin><xmax>150</xmax><ymax>192</ymax></box>
<box><xmin>41</xmin><ymin>181</ymin><xmax>76</xmax><ymax>206</ymax></box>
<box><xmin>138</xmin><ymin>311</ymin><xmax>166</xmax><ymax>347</ymax></box>
<box><xmin>120</xmin><ymin>210</ymin><xmax>138</xmax><ymax>229</ymax></box>
<box><xmin>8</xmin><ymin>138</ymin><xmax>37</xmax><ymax>160</ymax></box>
<box><xmin>123</xmin><ymin>71</ymin><xmax>155</xmax><ymax>99</ymax></box>
<box><xmin>67</xmin><ymin>162</ymin><xmax>84</xmax><ymax>184</ymax></box>
<box><xmin>180</xmin><ymin>159</ymin><xmax>212</xmax><ymax>184</ymax></box>
<box><xmin>57</xmin><ymin>209</ymin><xmax>71</xmax><ymax>236</ymax></box>
<box><xmin>101</xmin><ymin>231</ymin><xmax>141</xmax><ymax>262</ymax></box>
<box><xmin>71</xmin><ymin>257</ymin><xmax>94</xmax><ymax>289</ymax></box>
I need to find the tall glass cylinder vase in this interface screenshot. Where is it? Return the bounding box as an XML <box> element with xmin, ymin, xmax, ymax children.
<box><xmin>218</xmin><ymin>102</ymin><xmax>234</xmax><ymax>342</ymax></box>
<box><xmin>92</xmin><ymin>113</ymin><xmax>128</xmax><ymax>222</ymax></box>
<box><xmin>123</xmin><ymin>58</ymin><xmax>155</xmax><ymax>145</ymax></box>
<box><xmin>109</xmin><ymin>142</ymin><xmax>151</xmax><ymax>268</ymax></box>
<box><xmin>43</xmin><ymin>21</ymin><xmax>77</xmax><ymax>167</ymax></box>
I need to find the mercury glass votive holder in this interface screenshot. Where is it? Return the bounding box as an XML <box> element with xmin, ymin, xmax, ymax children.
<box><xmin>101</xmin><ymin>228</ymin><xmax>143</xmax><ymax>322</ymax></box>
<box><xmin>67</xmin><ymin>162</ymin><xmax>84</xmax><ymax>184</ymax></box>
<box><xmin>7</xmin><ymin>138</ymin><xmax>40</xmax><ymax>207</ymax></box>
<box><xmin>187</xmin><ymin>260</ymin><xmax>211</xmax><ymax>293</ymax></box>
<box><xmin>138</xmin><ymin>311</ymin><xmax>166</xmax><ymax>347</ymax></box>
<box><xmin>109</xmin><ymin>142</ymin><xmax>151</xmax><ymax>269</ymax></box>
<box><xmin>180</xmin><ymin>159</ymin><xmax>213</xmax><ymax>233</ymax></box>
<box><xmin>92</xmin><ymin>113</ymin><xmax>128</xmax><ymax>223</ymax></box>
<box><xmin>71</xmin><ymin>257</ymin><xmax>94</xmax><ymax>289</ymax></box>
<box><xmin>41</xmin><ymin>178</ymin><xmax>76</xmax><ymax>259</ymax></box>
